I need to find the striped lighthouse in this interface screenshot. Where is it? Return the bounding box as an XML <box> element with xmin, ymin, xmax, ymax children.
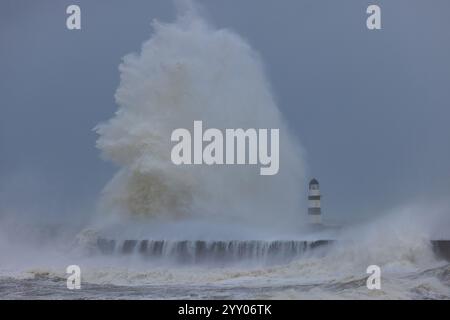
<box><xmin>308</xmin><ymin>178</ymin><xmax>322</xmax><ymax>225</ymax></box>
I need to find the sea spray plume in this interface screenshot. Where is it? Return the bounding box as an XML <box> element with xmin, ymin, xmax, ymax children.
<box><xmin>95</xmin><ymin>7</ymin><xmax>304</xmax><ymax>232</ymax></box>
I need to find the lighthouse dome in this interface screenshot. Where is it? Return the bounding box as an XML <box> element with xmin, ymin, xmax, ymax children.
<box><xmin>309</xmin><ymin>178</ymin><xmax>319</xmax><ymax>186</ymax></box>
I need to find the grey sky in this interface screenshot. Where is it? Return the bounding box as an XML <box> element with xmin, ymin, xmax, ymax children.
<box><xmin>1</xmin><ymin>0</ymin><xmax>449</xmax><ymax>224</ymax></box>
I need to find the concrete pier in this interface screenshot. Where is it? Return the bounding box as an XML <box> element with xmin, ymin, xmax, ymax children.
<box><xmin>432</xmin><ymin>240</ymin><xmax>450</xmax><ymax>261</ymax></box>
<box><xmin>97</xmin><ymin>239</ymin><xmax>334</xmax><ymax>264</ymax></box>
<box><xmin>97</xmin><ymin>239</ymin><xmax>450</xmax><ymax>263</ymax></box>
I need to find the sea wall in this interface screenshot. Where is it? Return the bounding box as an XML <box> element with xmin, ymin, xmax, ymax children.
<box><xmin>96</xmin><ymin>239</ymin><xmax>450</xmax><ymax>264</ymax></box>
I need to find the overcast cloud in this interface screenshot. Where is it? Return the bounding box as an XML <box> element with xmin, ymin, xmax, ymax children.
<box><xmin>1</xmin><ymin>0</ymin><xmax>449</xmax><ymax>224</ymax></box>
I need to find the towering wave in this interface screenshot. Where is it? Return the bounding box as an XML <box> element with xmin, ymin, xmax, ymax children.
<box><xmin>94</xmin><ymin>5</ymin><xmax>305</xmax><ymax>232</ymax></box>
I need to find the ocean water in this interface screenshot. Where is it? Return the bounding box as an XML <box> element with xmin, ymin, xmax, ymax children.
<box><xmin>0</xmin><ymin>221</ymin><xmax>449</xmax><ymax>300</ymax></box>
<box><xmin>0</xmin><ymin>246</ymin><xmax>448</xmax><ymax>300</ymax></box>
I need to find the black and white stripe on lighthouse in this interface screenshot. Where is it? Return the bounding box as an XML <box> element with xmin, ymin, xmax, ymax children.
<box><xmin>308</xmin><ymin>178</ymin><xmax>322</xmax><ymax>224</ymax></box>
